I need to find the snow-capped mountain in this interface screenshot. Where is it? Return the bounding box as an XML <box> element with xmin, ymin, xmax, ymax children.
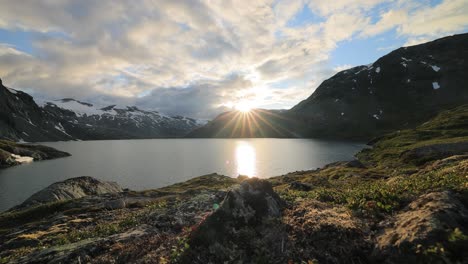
<box><xmin>42</xmin><ymin>98</ymin><xmax>202</xmax><ymax>140</ymax></box>
<box><xmin>0</xmin><ymin>82</ymin><xmax>202</xmax><ymax>142</ymax></box>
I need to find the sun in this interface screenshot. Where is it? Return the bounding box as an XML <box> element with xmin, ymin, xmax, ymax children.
<box><xmin>235</xmin><ymin>102</ymin><xmax>252</xmax><ymax>113</ymax></box>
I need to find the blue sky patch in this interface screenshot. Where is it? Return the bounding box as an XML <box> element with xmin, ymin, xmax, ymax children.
<box><xmin>331</xmin><ymin>29</ymin><xmax>406</xmax><ymax>67</ymax></box>
<box><xmin>286</xmin><ymin>5</ymin><xmax>324</xmax><ymax>28</ymax></box>
<box><xmin>0</xmin><ymin>29</ymin><xmax>34</xmax><ymax>54</ymax></box>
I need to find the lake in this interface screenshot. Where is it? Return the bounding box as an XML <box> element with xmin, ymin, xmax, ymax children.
<box><xmin>0</xmin><ymin>139</ymin><xmax>366</xmax><ymax>211</ymax></box>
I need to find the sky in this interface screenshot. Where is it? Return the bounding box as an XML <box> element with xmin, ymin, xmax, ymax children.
<box><xmin>0</xmin><ymin>0</ymin><xmax>467</xmax><ymax>119</ymax></box>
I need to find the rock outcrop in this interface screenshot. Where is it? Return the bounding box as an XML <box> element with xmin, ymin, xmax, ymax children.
<box><xmin>15</xmin><ymin>176</ymin><xmax>123</xmax><ymax>209</ymax></box>
<box><xmin>181</xmin><ymin>178</ymin><xmax>287</xmax><ymax>263</ymax></box>
<box><xmin>0</xmin><ymin>140</ymin><xmax>70</xmax><ymax>168</ymax></box>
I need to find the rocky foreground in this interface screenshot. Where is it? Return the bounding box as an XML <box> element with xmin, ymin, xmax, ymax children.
<box><xmin>0</xmin><ymin>105</ymin><xmax>467</xmax><ymax>263</ymax></box>
<box><xmin>0</xmin><ymin>140</ymin><xmax>70</xmax><ymax>168</ymax></box>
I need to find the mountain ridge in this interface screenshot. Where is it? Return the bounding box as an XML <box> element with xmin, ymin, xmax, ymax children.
<box><xmin>0</xmin><ymin>80</ymin><xmax>202</xmax><ymax>142</ymax></box>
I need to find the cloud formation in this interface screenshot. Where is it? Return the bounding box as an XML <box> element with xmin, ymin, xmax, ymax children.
<box><xmin>0</xmin><ymin>0</ymin><xmax>466</xmax><ymax>118</ymax></box>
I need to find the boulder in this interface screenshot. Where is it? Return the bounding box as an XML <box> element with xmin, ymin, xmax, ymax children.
<box><xmin>181</xmin><ymin>178</ymin><xmax>287</xmax><ymax>263</ymax></box>
<box><xmin>289</xmin><ymin>181</ymin><xmax>313</xmax><ymax>191</ymax></box>
<box><xmin>15</xmin><ymin>176</ymin><xmax>123</xmax><ymax>209</ymax></box>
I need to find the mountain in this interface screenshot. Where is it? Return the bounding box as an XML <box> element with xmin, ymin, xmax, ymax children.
<box><xmin>41</xmin><ymin>99</ymin><xmax>201</xmax><ymax>140</ymax></box>
<box><xmin>189</xmin><ymin>33</ymin><xmax>468</xmax><ymax>139</ymax></box>
<box><xmin>187</xmin><ymin>109</ymin><xmax>298</xmax><ymax>138</ymax></box>
<box><xmin>290</xmin><ymin>33</ymin><xmax>468</xmax><ymax>139</ymax></box>
<box><xmin>0</xmin><ymin>80</ymin><xmax>202</xmax><ymax>142</ymax></box>
<box><xmin>0</xmin><ymin>79</ymin><xmax>73</xmax><ymax>142</ymax></box>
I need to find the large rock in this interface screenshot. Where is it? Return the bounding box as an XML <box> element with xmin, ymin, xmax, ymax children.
<box><xmin>15</xmin><ymin>176</ymin><xmax>123</xmax><ymax>209</ymax></box>
<box><xmin>181</xmin><ymin>178</ymin><xmax>286</xmax><ymax>263</ymax></box>
<box><xmin>374</xmin><ymin>191</ymin><xmax>468</xmax><ymax>263</ymax></box>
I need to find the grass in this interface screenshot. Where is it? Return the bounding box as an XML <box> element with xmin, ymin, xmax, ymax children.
<box><xmin>276</xmin><ymin>105</ymin><xmax>468</xmax><ymax>217</ymax></box>
<box><xmin>357</xmin><ymin>105</ymin><xmax>468</xmax><ymax>169</ymax></box>
<box><xmin>0</xmin><ymin>200</ymin><xmax>71</xmax><ymax>229</ymax></box>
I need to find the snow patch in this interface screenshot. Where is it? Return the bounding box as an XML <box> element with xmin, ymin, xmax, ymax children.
<box><xmin>7</xmin><ymin>88</ymin><xmax>18</xmax><ymax>94</ymax></box>
<box><xmin>431</xmin><ymin>65</ymin><xmax>441</xmax><ymax>72</ymax></box>
<box><xmin>55</xmin><ymin>123</ymin><xmax>73</xmax><ymax>137</ymax></box>
<box><xmin>373</xmin><ymin>114</ymin><xmax>380</xmax><ymax>120</ymax></box>
<box><xmin>50</xmin><ymin>100</ymin><xmax>113</xmax><ymax>117</ymax></box>
<box><xmin>375</xmin><ymin>67</ymin><xmax>381</xmax><ymax>73</ymax></box>
<box><xmin>432</xmin><ymin>82</ymin><xmax>440</xmax><ymax>90</ymax></box>
<box><xmin>11</xmin><ymin>154</ymin><xmax>34</xmax><ymax>163</ymax></box>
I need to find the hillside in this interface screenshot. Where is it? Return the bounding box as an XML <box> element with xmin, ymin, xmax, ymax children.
<box><xmin>187</xmin><ymin>109</ymin><xmax>297</xmax><ymax>138</ymax></box>
<box><xmin>0</xmin><ymin>80</ymin><xmax>201</xmax><ymax>142</ymax></box>
<box><xmin>189</xmin><ymin>33</ymin><xmax>468</xmax><ymax>139</ymax></box>
<box><xmin>1</xmin><ymin>105</ymin><xmax>467</xmax><ymax>263</ymax></box>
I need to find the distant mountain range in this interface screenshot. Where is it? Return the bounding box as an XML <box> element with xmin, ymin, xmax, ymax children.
<box><xmin>188</xmin><ymin>33</ymin><xmax>468</xmax><ymax>140</ymax></box>
<box><xmin>0</xmin><ymin>80</ymin><xmax>202</xmax><ymax>142</ymax></box>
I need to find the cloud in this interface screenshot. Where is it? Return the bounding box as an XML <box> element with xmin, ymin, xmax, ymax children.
<box><xmin>0</xmin><ymin>0</ymin><xmax>466</xmax><ymax>118</ymax></box>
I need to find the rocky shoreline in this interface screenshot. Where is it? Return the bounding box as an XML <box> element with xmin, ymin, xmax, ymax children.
<box><xmin>0</xmin><ymin>140</ymin><xmax>70</xmax><ymax>169</ymax></box>
<box><xmin>0</xmin><ymin>105</ymin><xmax>467</xmax><ymax>263</ymax></box>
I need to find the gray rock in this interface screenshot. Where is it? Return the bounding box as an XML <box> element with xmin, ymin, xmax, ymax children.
<box><xmin>15</xmin><ymin>176</ymin><xmax>123</xmax><ymax>209</ymax></box>
<box><xmin>182</xmin><ymin>178</ymin><xmax>287</xmax><ymax>263</ymax></box>
<box><xmin>103</xmin><ymin>198</ymin><xmax>126</xmax><ymax>210</ymax></box>
<box><xmin>289</xmin><ymin>181</ymin><xmax>313</xmax><ymax>191</ymax></box>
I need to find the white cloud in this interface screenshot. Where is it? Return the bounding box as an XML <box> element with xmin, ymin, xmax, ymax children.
<box><xmin>0</xmin><ymin>0</ymin><xmax>466</xmax><ymax>118</ymax></box>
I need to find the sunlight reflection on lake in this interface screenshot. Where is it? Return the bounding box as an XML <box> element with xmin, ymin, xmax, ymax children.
<box><xmin>235</xmin><ymin>141</ymin><xmax>256</xmax><ymax>177</ymax></box>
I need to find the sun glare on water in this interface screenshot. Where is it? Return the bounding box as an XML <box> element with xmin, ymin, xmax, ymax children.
<box><xmin>235</xmin><ymin>141</ymin><xmax>256</xmax><ymax>177</ymax></box>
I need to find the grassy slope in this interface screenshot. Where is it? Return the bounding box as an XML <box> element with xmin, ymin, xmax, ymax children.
<box><xmin>271</xmin><ymin>104</ymin><xmax>468</xmax><ymax>215</ymax></box>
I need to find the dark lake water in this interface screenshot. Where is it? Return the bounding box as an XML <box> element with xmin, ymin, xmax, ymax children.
<box><xmin>0</xmin><ymin>139</ymin><xmax>366</xmax><ymax>211</ymax></box>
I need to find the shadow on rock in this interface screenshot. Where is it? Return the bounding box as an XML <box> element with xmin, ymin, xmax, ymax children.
<box><xmin>180</xmin><ymin>178</ymin><xmax>288</xmax><ymax>264</ymax></box>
